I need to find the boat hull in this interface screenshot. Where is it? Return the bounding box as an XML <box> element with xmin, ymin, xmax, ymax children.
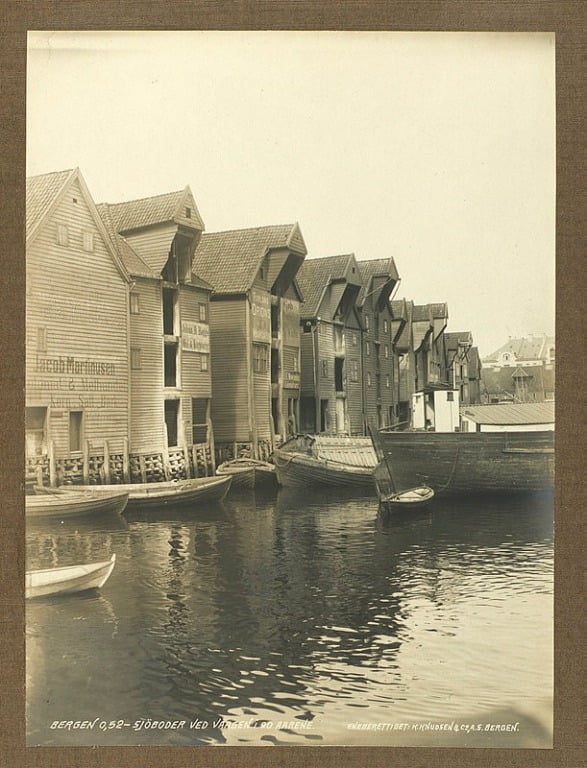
<box><xmin>26</xmin><ymin>554</ymin><xmax>116</xmax><ymax>599</ymax></box>
<box><xmin>52</xmin><ymin>476</ymin><xmax>232</xmax><ymax>508</ymax></box>
<box><xmin>380</xmin><ymin>486</ymin><xmax>435</xmax><ymax>513</ymax></box>
<box><xmin>26</xmin><ymin>491</ymin><xmax>129</xmax><ymax>519</ymax></box>
<box><xmin>217</xmin><ymin>460</ymin><xmax>277</xmax><ymax>490</ymax></box>
<box><xmin>273</xmin><ymin>449</ymin><xmax>374</xmax><ymax>490</ymax></box>
<box><xmin>376</xmin><ymin>429</ymin><xmax>554</xmax><ymax>495</ymax></box>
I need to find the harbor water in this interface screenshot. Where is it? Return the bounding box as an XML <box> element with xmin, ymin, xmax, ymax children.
<box><xmin>26</xmin><ymin>488</ymin><xmax>554</xmax><ymax>748</ymax></box>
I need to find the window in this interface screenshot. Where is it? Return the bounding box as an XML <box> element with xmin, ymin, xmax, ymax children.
<box><xmin>447</xmin><ymin>391</ymin><xmax>454</xmax><ymax>401</ymax></box>
<box><xmin>292</xmin><ymin>351</ymin><xmax>299</xmax><ymax>373</ymax></box>
<box><xmin>352</xmin><ymin>333</ymin><xmax>357</xmax><ymax>346</ymax></box>
<box><xmin>198</xmin><ymin>303</ymin><xmax>208</xmax><ymax>322</ymax></box>
<box><xmin>82</xmin><ymin>230</ymin><xmax>94</xmax><ymax>252</ymax></box>
<box><xmin>163</xmin><ymin>288</ymin><xmax>177</xmax><ymax>335</ymax></box>
<box><xmin>131</xmin><ymin>347</ymin><xmax>142</xmax><ymax>370</ymax></box>
<box><xmin>321</xmin><ymin>359</ymin><xmax>328</xmax><ymax>378</ymax></box>
<box><xmin>366</xmin><ymin>341</ymin><xmax>370</xmax><ymax>356</ymax></box>
<box><xmin>164</xmin><ymin>343</ymin><xmax>178</xmax><ymax>386</ymax></box>
<box><xmin>384</xmin><ymin>344</ymin><xmax>389</xmax><ymax>359</ymax></box>
<box><xmin>200</xmin><ymin>354</ymin><xmax>209</xmax><ymax>371</ymax></box>
<box><xmin>130</xmin><ymin>292</ymin><xmax>140</xmax><ymax>314</ymax></box>
<box><xmin>350</xmin><ymin>360</ymin><xmax>359</xmax><ymax>382</ymax></box>
<box><xmin>192</xmin><ymin>398</ymin><xmax>208</xmax><ymax>443</ymax></box>
<box><xmin>386</xmin><ymin>374</ymin><xmax>390</xmax><ymax>388</ymax></box>
<box><xmin>367</xmin><ymin>372</ymin><xmax>372</xmax><ymax>387</ymax></box>
<box><xmin>26</xmin><ymin>407</ymin><xmax>47</xmax><ymax>457</ymax></box>
<box><xmin>364</xmin><ymin>315</ymin><xmax>370</xmax><ymax>331</ymax></box>
<box><xmin>56</xmin><ymin>224</ymin><xmax>68</xmax><ymax>246</ymax></box>
<box><xmin>164</xmin><ymin>400</ymin><xmax>179</xmax><ymax>448</ymax></box>
<box><xmin>37</xmin><ymin>327</ymin><xmax>47</xmax><ymax>353</ymax></box>
<box><xmin>383</xmin><ymin>319</ymin><xmax>388</xmax><ymax>334</ymax></box>
<box><xmin>69</xmin><ymin>411</ymin><xmax>83</xmax><ymax>452</ymax></box>
<box><xmin>253</xmin><ymin>343</ymin><xmax>269</xmax><ymax>374</ymax></box>
<box><xmin>185</xmin><ymin>207</ymin><xmax>192</xmax><ymax>218</ymax></box>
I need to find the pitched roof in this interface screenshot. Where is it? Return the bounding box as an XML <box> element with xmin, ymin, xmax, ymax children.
<box><xmin>483</xmin><ymin>334</ymin><xmax>555</xmax><ymax>363</ymax></box>
<box><xmin>296</xmin><ymin>254</ymin><xmax>358</xmax><ymax>318</ymax></box>
<box><xmin>105</xmin><ymin>186</ymin><xmax>204</xmax><ymax>233</ymax></box>
<box><xmin>97</xmin><ymin>203</ymin><xmax>158</xmax><ymax>279</ymax></box>
<box><xmin>357</xmin><ymin>257</ymin><xmax>400</xmax><ymax>306</ymax></box>
<box><xmin>26</xmin><ymin>168</ymin><xmax>76</xmax><ymax>238</ymax></box>
<box><xmin>461</xmin><ymin>402</ymin><xmax>554</xmax><ymax>425</ymax></box>
<box><xmin>194</xmin><ymin>223</ymin><xmax>306</xmax><ymax>294</ymax></box>
<box><xmin>445</xmin><ymin>331</ymin><xmax>473</xmax><ymax>352</ymax></box>
<box><xmin>428</xmin><ymin>302</ymin><xmax>448</xmax><ymax>319</ymax></box>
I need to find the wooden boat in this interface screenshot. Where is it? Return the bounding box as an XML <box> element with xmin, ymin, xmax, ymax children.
<box><xmin>26</xmin><ymin>554</ymin><xmax>116</xmax><ymax>599</ymax></box>
<box><xmin>371</xmin><ymin>432</ymin><xmax>435</xmax><ymax>513</ymax></box>
<box><xmin>26</xmin><ymin>490</ymin><xmax>129</xmax><ymax>519</ymax></box>
<box><xmin>216</xmin><ymin>458</ymin><xmax>277</xmax><ymax>490</ymax></box>
<box><xmin>273</xmin><ymin>435</ymin><xmax>377</xmax><ymax>490</ymax></box>
<box><xmin>51</xmin><ymin>475</ymin><xmax>232</xmax><ymax>509</ymax></box>
<box><xmin>374</xmin><ymin>428</ymin><xmax>555</xmax><ymax>495</ymax></box>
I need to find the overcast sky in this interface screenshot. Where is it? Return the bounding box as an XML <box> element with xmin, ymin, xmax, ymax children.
<box><xmin>27</xmin><ymin>31</ymin><xmax>555</xmax><ymax>358</ymax></box>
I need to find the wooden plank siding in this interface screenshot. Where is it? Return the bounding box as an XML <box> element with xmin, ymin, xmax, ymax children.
<box><xmin>128</xmin><ymin>277</ymin><xmax>166</xmax><ymax>453</ymax></box>
<box><xmin>344</xmin><ymin>323</ymin><xmax>364</xmax><ymax>435</ymax></box>
<box><xmin>124</xmin><ymin>224</ymin><xmax>177</xmax><ymax>275</ymax></box>
<box><xmin>362</xmin><ymin>296</ymin><xmax>397</xmax><ymax>429</ymax></box>
<box><xmin>26</xmin><ymin>177</ymin><xmax>130</xmax><ymax>456</ymax></box>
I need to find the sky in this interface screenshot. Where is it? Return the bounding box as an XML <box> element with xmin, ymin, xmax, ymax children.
<box><xmin>26</xmin><ymin>31</ymin><xmax>555</xmax><ymax>359</ymax></box>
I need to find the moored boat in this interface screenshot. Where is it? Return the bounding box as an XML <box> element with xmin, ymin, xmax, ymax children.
<box><xmin>273</xmin><ymin>435</ymin><xmax>377</xmax><ymax>490</ymax></box>
<box><xmin>374</xmin><ymin>429</ymin><xmax>554</xmax><ymax>495</ymax></box>
<box><xmin>26</xmin><ymin>554</ymin><xmax>116</xmax><ymax>599</ymax></box>
<box><xmin>50</xmin><ymin>475</ymin><xmax>232</xmax><ymax>508</ymax></box>
<box><xmin>26</xmin><ymin>490</ymin><xmax>129</xmax><ymax>519</ymax></box>
<box><xmin>371</xmin><ymin>445</ymin><xmax>435</xmax><ymax>514</ymax></box>
<box><xmin>216</xmin><ymin>458</ymin><xmax>277</xmax><ymax>490</ymax></box>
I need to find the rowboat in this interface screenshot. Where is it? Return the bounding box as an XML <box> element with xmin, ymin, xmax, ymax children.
<box><xmin>26</xmin><ymin>554</ymin><xmax>116</xmax><ymax>599</ymax></box>
<box><xmin>371</xmin><ymin>433</ymin><xmax>435</xmax><ymax>513</ymax></box>
<box><xmin>216</xmin><ymin>458</ymin><xmax>277</xmax><ymax>490</ymax></box>
<box><xmin>51</xmin><ymin>475</ymin><xmax>232</xmax><ymax>509</ymax></box>
<box><xmin>374</xmin><ymin>428</ymin><xmax>555</xmax><ymax>495</ymax></box>
<box><xmin>26</xmin><ymin>490</ymin><xmax>129</xmax><ymax>519</ymax></box>
<box><xmin>273</xmin><ymin>435</ymin><xmax>376</xmax><ymax>490</ymax></box>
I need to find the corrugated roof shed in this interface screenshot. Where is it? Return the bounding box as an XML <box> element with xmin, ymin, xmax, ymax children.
<box><xmin>461</xmin><ymin>402</ymin><xmax>554</xmax><ymax>425</ymax></box>
<box><xmin>296</xmin><ymin>254</ymin><xmax>356</xmax><ymax>318</ymax></box>
<box><xmin>26</xmin><ymin>168</ymin><xmax>75</xmax><ymax>237</ymax></box>
<box><xmin>105</xmin><ymin>187</ymin><xmax>204</xmax><ymax>233</ymax></box>
<box><xmin>194</xmin><ymin>224</ymin><xmax>306</xmax><ymax>295</ymax></box>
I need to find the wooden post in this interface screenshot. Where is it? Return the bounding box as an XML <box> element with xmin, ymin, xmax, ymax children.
<box><xmin>36</xmin><ymin>465</ymin><xmax>44</xmax><ymax>488</ymax></box>
<box><xmin>122</xmin><ymin>438</ymin><xmax>130</xmax><ymax>483</ymax></box>
<box><xmin>208</xmin><ymin>417</ymin><xmax>216</xmax><ymax>475</ymax></box>
<box><xmin>103</xmin><ymin>441</ymin><xmax>111</xmax><ymax>484</ymax></box>
<box><xmin>48</xmin><ymin>440</ymin><xmax>56</xmax><ymax>487</ymax></box>
<box><xmin>162</xmin><ymin>447</ymin><xmax>170</xmax><ymax>481</ymax></box>
<box><xmin>82</xmin><ymin>439</ymin><xmax>90</xmax><ymax>484</ymax></box>
<box><xmin>191</xmin><ymin>445</ymin><xmax>199</xmax><ymax>477</ymax></box>
<box><xmin>183</xmin><ymin>445</ymin><xmax>191</xmax><ymax>479</ymax></box>
<box><xmin>139</xmin><ymin>454</ymin><xmax>147</xmax><ymax>483</ymax></box>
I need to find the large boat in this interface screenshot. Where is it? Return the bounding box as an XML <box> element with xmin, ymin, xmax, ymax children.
<box><xmin>50</xmin><ymin>475</ymin><xmax>232</xmax><ymax>509</ymax></box>
<box><xmin>26</xmin><ymin>554</ymin><xmax>116</xmax><ymax>599</ymax></box>
<box><xmin>216</xmin><ymin>458</ymin><xmax>277</xmax><ymax>490</ymax></box>
<box><xmin>273</xmin><ymin>435</ymin><xmax>377</xmax><ymax>490</ymax></box>
<box><xmin>26</xmin><ymin>490</ymin><xmax>129</xmax><ymax>519</ymax></box>
<box><xmin>374</xmin><ymin>429</ymin><xmax>554</xmax><ymax>495</ymax></box>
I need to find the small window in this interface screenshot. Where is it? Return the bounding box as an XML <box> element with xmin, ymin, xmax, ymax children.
<box><xmin>365</xmin><ymin>316</ymin><xmax>370</xmax><ymax>331</ymax></box>
<box><xmin>37</xmin><ymin>327</ymin><xmax>47</xmax><ymax>353</ymax></box>
<box><xmin>69</xmin><ymin>411</ymin><xmax>83</xmax><ymax>452</ymax></box>
<box><xmin>192</xmin><ymin>398</ymin><xmax>208</xmax><ymax>443</ymax></box>
<box><xmin>350</xmin><ymin>360</ymin><xmax>359</xmax><ymax>382</ymax></box>
<box><xmin>303</xmin><ymin>322</ymin><xmax>312</xmax><ymax>333</ymax></box>
<box><xmin>198</xmin><ymin>303</ymin><xmax>208</xmax><ymax>322</ymax></box>
<box><xmin>386</xmin><ymin>374</ymin><xmax>390</xmax><ymax>388</ymax></box>
<box><xmin>366</xmin><ymin>341</ymin><xmax>370</xmax><ymax>356</ymax></box>
<box><xmin>447</xmin><ymin>391</ymin><xmax>454</xmax><ymax>401</ymax></box>
<box><xmin>292</xmin><ymin>352</ymin><xmax>299</xmax><ymax>373</ymax></box>
<box><xmin>321</xmin><ymin>359</ymin><xmax>328</xmax><ymax>378</ymax></box>
<box><xmin>201</xmin><ymin>354</ymin><xmax>209</xmax><ymax>371</ymax></box>
<box><xmin>185</xmin><ymin>207</ymin><xmax>191</xmax><ymax>218</ymax></box>
<box><xmin>384</xmin><ymin>344</ymin><xmax>389</xmax><ymax>358</ymax></box>
<box><xmin>352</xmin><ymin>333</ymin><xmax>357</xmax><ymax>346</ymax></box>
<box><xmin>252</xmin><ymin>343</ymin><xmax>269</xmax><ymax>374</ymax></box>
<box><xmin>131</xmin><ymin>347</ymin><xmax>142</xmax><ymax>369</ymax></box>
<box><xmin>383</xmin><ymin>319</ymin><xmax>388</xmax><ymax>333</ymax></box>
<box><xmin>57</xmin><ymin>224</ymin><xmax>68</xmax><ymax>246</ymax></box>
<box><xmin>130</xmin><ymin>292</ymin><xmax>140</xmax><ymax>314</ymax></box>
<box><xmin>82</xmin><ymin>230</ymin><xmax>94</xmax><ymax>252</ymax></box>
<box><xmin>367</xmin><ymin>372</ymin><xmax>372</xmax><ymax>387</ymax></box>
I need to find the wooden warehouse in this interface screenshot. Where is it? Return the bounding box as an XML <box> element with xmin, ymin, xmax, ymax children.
<box><xmin>296</xmin><ymin>254</ymin><xmax>364</xmax><ymax>435</ymax></box>
<box><xmin>357</xmin><ymin>257</ymin><xmax>400</xmax><ymax>430</ymax></box>
<box><xmin>98</xmin><ymin>186</ymin><xmax>216</xmax><ymax>480</ymax></box>
<box><xmin>194</xmin><ymin>224</ymin><xmax>307</xmax><ymax>462</ymax></box>
<box><xmin>26</xmin><ymin>168</ymin><xmax>131</xmax><ymax>485</ymax></box>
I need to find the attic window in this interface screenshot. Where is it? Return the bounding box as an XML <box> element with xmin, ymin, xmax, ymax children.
<box><xmin>72</xmin><ymin>197</ymin><xmax>78</xmax><ymax>204</ymax></box>
<box><xmin>185</xmin><ymin>207</ymin><xmax>191</xmax><ymax>218</ymax></box>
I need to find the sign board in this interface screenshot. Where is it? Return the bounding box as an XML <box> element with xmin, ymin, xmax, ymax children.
<box><xmin>282</xmin><ymin>298</ymin><xmax>300</xmax><ymax>346</ymax></box>
<box><xmin>250</xmin><ymin>289</ymin><xmax>271</xmax><ymax>342</ymax></box>
<box><xmin>181</xmin><ymin>321</ymin><xmax>210</xmax><ymax>353</ymax></box>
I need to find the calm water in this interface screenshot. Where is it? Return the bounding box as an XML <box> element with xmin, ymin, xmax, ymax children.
<box><xmin>26</xmin><ymin>488</ymin><xmax>554</xmax><ymax>748</ymax></box>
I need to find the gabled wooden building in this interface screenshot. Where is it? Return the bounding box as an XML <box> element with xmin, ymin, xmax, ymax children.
<box><xmin>445</xmin><ymin>331</ymin><xmax>482</xmax><ymax>405</ymax></box>
<box><xmin>297</xmin><ymin>254</ymin><xmax>363</xmax><ymax>435</ymax></box>
<box><xmin>26</xmin><ymin>168</ymin><xmax>131</xmax><ymax>485</ymax></box>
<box><xmin>99</xmin><ymin>187</ymin><xmax>216</xmax><ymax>479</ymax></box>
<box><xmin>194</xmin><ymin>224</ymin><xmax>307</xmax><ymax>461</ymax></box>
<box><xmin>357</xmin><ymin>257</ymin><xmax>400</xmax><ymax>429</ymax></box>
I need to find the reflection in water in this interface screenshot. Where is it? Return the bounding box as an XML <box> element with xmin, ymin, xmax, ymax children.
<box><xmin>26</xmin><ymin>489</ymin><xmax>553</xmax><ymax>747</ymax></box>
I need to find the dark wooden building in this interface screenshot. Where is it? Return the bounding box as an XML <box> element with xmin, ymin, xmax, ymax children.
<box><xmin>357</xmin><ymin>257</ymin><xmax>400</xmax><ymax>429</ymax></box>
<box><xmin>445</xmin><ymin>331</ymin><xmax>482</xmax><ymax>405</ymax></box>
<box><xmin>194</xmin><ymin>224</ymin><xmax>307</xmax><ymax>461</ymax></box>
<box><xmin>297</xmin><ymin>254</ymin><xmax>364</xmax><ymax>435</ymax></box>
<box><xmin>98</xmin><ymin>186</ymin><xmax>216</xmax><ymax>479</ymax></box>
<box><xmin>26</xmin><ymin>168</ymin><xmax>131</xmax><ymax>485</ymax></box>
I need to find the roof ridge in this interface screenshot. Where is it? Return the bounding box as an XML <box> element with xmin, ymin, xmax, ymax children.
<box><xmin>104</xmin><ymin>187</ymin><xmax>185</xmax><ymax>209</ymax></box>
<box><xmin>202</xmin><ymin>223</ymin><xmax>296</xmax><ymax>237</ymax></box>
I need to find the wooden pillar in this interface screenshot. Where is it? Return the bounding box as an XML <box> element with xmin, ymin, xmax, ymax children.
<box><xmin>183</xmin><ymin>445</ymin><xmax>191</xmax><ymax>479</ymax></box>
<box><xmin>103</xmin><ymin>441</ymin><xmax>111</xmax><ymax>484</ymax></box>
<box><xmin>122</xmin><ymin>438</ymin><xmax>130</xmax><ymax>483</ymax></box>
<box><xmin>139</xmin><ymin>454</ymin><xmax>147</xmax><ymax>483</ymax></box>
<box><xmin>48</xmin><ymin>440</ymin><xmax>56</xmax><ymax>487</ymax></box>
<box><xmin>82</xmin><ymin>439</ymin><xmax>90</xmax><ymax>484</ymax></box>
<box><xmin>208</xmin><ymin>413</ymin><xmax>215</xmax><ymax>475</ymax></box>
<box><xmin>162</xmin><ymin>447</ymin><xmax>170</xmax><ymax>481</ymax></box>
<box><xmin>191</xmin><ymin>445</ymin><xmax>199</xmax><ymax>478</ymax></box>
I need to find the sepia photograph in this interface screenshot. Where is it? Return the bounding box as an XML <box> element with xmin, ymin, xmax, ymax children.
<box><xmin>24</xmin><ymin>30</ymin><xmax>555</xmax><ymax>750</ymax></box>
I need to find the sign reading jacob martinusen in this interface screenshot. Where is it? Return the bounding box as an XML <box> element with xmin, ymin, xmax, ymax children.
<box><xmin>25</xmin><ymin>30</ymin><xmax>555</xmax><ymax>750</ymax></box>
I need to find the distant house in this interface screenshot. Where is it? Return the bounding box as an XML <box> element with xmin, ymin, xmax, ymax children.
<box><xmin>26</xmin><ymin>168</ymin><xmax>131</xmax><ymax>484</ymax></box>
<box><xmin>481</xmin><ymin>334</ymin><xmax>555</xmax><ymax>403</ymax></box>
<box><xmin>357</xmin><ymin>257</ymin><xmax>400</xmax><ymax>429</ymax></box>
<box><xmin>98</xmin><ymin>185</ymin><xmax>216</xmax><ymax>478</ymax></box>
<box><xmin>445</xmin><ymin>331</ymin><xmax>482</xmax><ymax>405</ymax></box>
<box><xmin>194</xmin><ymin>224</ymin><xmax>307</xmax><ymax>461</ymax></box>
<box><xmin>460</xmin><ymin>402</ymin><xmax>554</xmax><ymax>432</ymax></box>
<box><xmin>297</xmin><ymin>254</ymin><xmax>363</xmax><ymax>434</ymax></box>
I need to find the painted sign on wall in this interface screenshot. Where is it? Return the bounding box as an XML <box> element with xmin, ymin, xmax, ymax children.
<box><xmin>250</xmin><ymin>289</ymin><xmax>271</xmax><ymax>342</ymax></box>
<box><xmin>181</xmin><ymin>321</ymin><xmax>210</xmax><ymax>353</ymax></box>
<box><xmin>282</xmin><ymin>298</ymin><xmax>300</xmax><ymax>346</ymax></box>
